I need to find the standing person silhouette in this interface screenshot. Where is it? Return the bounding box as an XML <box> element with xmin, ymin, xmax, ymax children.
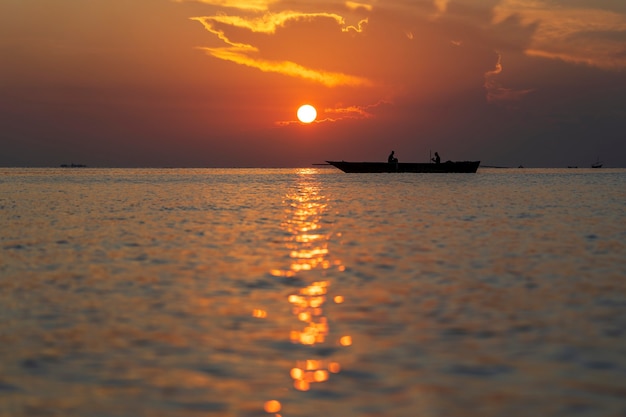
<box><xmin>388</xmin><ymin>151</ymin><xmax>398</xmax><ymax>163</ymax></box>
<box><xmin>431</xmin><ymin>152</ymin><xmax>441</xmax><ymax>164</ymax></box>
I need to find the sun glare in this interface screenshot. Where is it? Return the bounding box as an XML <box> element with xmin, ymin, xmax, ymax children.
<box><xmin>297</xmin><ymin>104</ymin><xmax>317</xmax><ymax>123</ymax></box>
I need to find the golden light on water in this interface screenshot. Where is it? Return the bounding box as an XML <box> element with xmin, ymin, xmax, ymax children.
<box><xmin>264</xmin><ymin>169</ymin><xmax>348</xmax><ymax>409</ymax></box>
<box><xmin>340</xmin><ymin>335</ymin><xmax>353</xmax><ymax>346</ymax></box>
<box><xmin>314</xmin><ymin>370</ymin><xmax>329</xmax><ymax>382</ymax></box>
<box><xmin>294</xmin><ymin>379</ymin><xmax>310</xmax><ymax>391</ymax></box>
<box><xmin>278</xmin><ymin>177</ymin><xmax>334</xmax><ymax>274</ymax></box>
<box><xmin>264</xmin><ymin>400</ymin><xmax>281</xmax><ymax>413</ymax></box>
<box><xmin>252</xmin><ymin>309</ymin><xmax>267</xmax><ymax>318</ymax></box>
<box><xmin>289</xmin><ymin>282</ymin><xmax>330</xmax><ymax>345</ymax></box>
<box><xmin>329</xmin><ymin>362</ymin><xmax>341</xmax><ymax>373</ymax></box>
<box><xmin>290</xmin><ymin>367</ymin><xmax>303</xmax><ymax>379</ymax></box>
<box><xmin>290</xmin><ymin>359</ymin><xmax>333</xmax><ymax>391</ymax></box>
<box><xmin>270</xmin><ymin>269</ymin><xmax>295</xmax><ymax>277</ymax></box>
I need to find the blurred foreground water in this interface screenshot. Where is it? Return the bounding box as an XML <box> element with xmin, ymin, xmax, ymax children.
<box><xmin>1</xmin><ymin>167</ymin><xmax>625</xmax><ymax>417</ymax></box>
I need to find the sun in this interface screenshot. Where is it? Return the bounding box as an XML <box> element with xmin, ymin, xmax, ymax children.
<box><xmin>297</xmin><ymin>104</ymin><xmax>317</xmax><ymax>123</ymax></box>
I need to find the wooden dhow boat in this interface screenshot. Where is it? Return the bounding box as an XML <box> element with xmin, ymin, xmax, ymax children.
<box><xmin>326</xmin><ymin>160</ymin><xmax>480</xmax><ymax>173</ymax></box>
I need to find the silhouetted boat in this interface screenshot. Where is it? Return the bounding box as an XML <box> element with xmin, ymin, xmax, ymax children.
<box><xmin>591</xmin><ymin>157</ymin><xmax>602</xmax><ymax>168</ymax></box>
<box><xmin>326</xmin><ymin>160</ymin><xmax>480</xmax><ymax>173</ymax></box>
<box><xmin>60</xmin><ymin>163</ymin><xmax>87</xmax><ymax>168</ymax></box>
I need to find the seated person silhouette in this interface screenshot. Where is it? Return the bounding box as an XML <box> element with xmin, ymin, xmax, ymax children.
<box><xmin>388</xmin><ymin>151</ymin><xmax>398</xmax><ymax>163</ymax></box>
<box><xmin>431</xmin><ymin>152</ymin><xmax>441</xmax><ymax>164</ymax></box>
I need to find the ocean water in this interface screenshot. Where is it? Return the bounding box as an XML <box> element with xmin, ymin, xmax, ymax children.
<box><xmin>1</xmin><ymin>167</ymin><xmax>625</xmax><ymax>417</ymax></box>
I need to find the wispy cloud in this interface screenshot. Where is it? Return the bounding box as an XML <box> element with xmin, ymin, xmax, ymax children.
<box><xmin>194</xmin><ymin>11</ymin><xmax>367</xmax><ymax>35</ymax></box>
<box><xmin>484</xmin><ymin>53</ymin><xmax>534</xmax><ymax>104</ymax></box>
<box><xmin>346</xmin><ymin>1</ymin><xmax>373</xmax><ymax>12</ymax></box>
<box><xmin>427</xmin><ymin>0</ymin><xmax>449</xmax><ymax>21</ymax></box>
<box><xmin>433</xmin><ymin>0</ymin><xmax>448</xmax><ymax>15</ymax></box>
<box><xmin>323</xmin><ymin>103</ymin><xmax>376</xmax><ymax>120</ymax></box>
<box><xmin>493</xmin><ymin>0</ymin><xmax>626</xmax><ymax>69</ymax></box>
<box><xmin>190</xmin><ymin>10</ymin><xmax>372</xmax><ymax>87</ymax></box>
<box><xmin>197</xmin><ymin>44</ymin><xmax>373</xmax><ymax>87</ymax></box>
<box><xmin>172</xmin><ymin>0</ymin><xmax>275</xmax><ymax>12</ymax></box>
<box><xmin>274</xmin><ymin>100</ymin><xmax>389</xmax><ymax>126</ymax></box>
<box><xmin>322</xmin><ymin>100</ymin><xmax>392</xmax><ymax>122</ymax></box>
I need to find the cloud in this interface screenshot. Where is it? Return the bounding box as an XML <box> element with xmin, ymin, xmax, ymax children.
<box><xmin>346</xmin><ymin>1</ymin><xmax>373</xmax><ymax>12</ymax></box>
<box><xmin>493</xmin><ymin>0</ymin><xmax>626</xmax><ymax>69</ymax></box>
<box><xmin>431</xmin><ymin>0</ymin><xmax>449</xmax><ymax>19</ymax></box>
<box><xmin>191</xmin><ymin>11</ymin><xmax>372</xmax><ymax>86</ymax></box>
<box><xmin>194</xmin><ymin>11</ymin><xmax>368</xmax><ymax>35</ymax></box>
<box><xmin>484</xmin><ymin>52</ymin><xmax>534</xmax><ymax>104</ymax></box>
<box><xmin>197</xmin><ymin>45</ymin><xmax>373</xmax><ymax>87</ymax></box>
<box><xmin>172</xmin><ymin>0</ymin><xmax>275</xmax><ymax>11</ymax></box>
<box><xmin>274</xmin><ymin>100</ymin><xmax>390</xmax><ymax>126</ymax></box>
<box><xmin>434</xmin><ymin>0</ymin><xmax>448</xmax><ymax>13</ymax></box>
<box><xmin>321</xmin><ymin>101</ymin><xmax>387</xmax><ymax>121</ymax></box>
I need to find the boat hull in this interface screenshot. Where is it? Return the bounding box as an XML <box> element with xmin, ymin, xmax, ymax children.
<box><xmin>326</xmin><ymin>160</ymin><xmax>480</xmax><ymax>173</ymax></box>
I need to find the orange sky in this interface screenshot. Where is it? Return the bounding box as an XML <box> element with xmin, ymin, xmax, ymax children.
<box><xmin>1</xmin><ymin>0</ymin><xmax>625</xmax><ymax>167</ymax></box>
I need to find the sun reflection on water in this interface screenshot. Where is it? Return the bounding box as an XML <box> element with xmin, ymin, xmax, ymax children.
<box><xmin>265</xmin><ymin>169</ymin><xmax>348</xmax><ymax>411</ymax></box>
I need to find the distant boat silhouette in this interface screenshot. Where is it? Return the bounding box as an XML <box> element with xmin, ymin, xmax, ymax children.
<box><xmin>326</xmin><ymin>160</ymin><xmax>480</xmax><ymax>173</ymax></box>
<box><xmin>60</xmin><ymin>163</ymin><xmax>87</xmax><ymax>168</ymax></box>
<box><xmin>591</xmin><ymin>157</ymin><xmax>602</xmax><ymax>168</ymax></box>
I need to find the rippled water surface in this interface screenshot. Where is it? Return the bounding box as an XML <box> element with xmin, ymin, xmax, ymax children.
<box><xmin>1</xmin><ymin>167</ymin><xmax>625</xmax><ymax>417</ymax></box>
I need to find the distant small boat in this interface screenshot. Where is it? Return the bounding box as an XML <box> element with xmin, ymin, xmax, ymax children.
<box><xmin>591</xmin><ymin>157</ymin><xmax>602</xmax><ymax>168</ymax></box>
<box><xmin>326</xmin><ymin>160</ymin><xmax>480</xmax><ymax>173</ymax></box>
<box><xmin>60</xmin><ymin>163</ymin><xmax>87</xmax><ymax>168</ymax></box>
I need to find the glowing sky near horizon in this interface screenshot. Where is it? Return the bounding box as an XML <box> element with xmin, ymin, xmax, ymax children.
<box><xmin>1</xmin><ymin>0</ymin><xmax>625</xmax><ymax>167</ymax></box>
